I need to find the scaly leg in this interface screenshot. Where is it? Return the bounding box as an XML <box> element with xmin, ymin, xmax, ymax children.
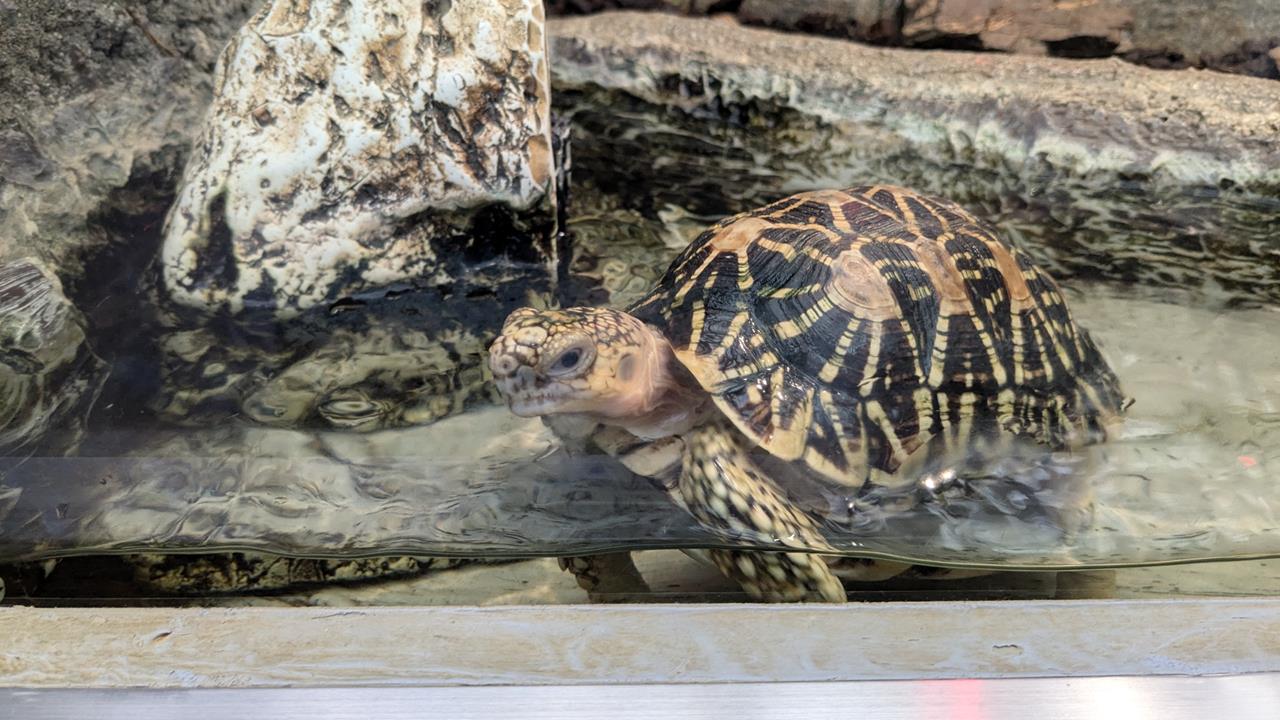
<box><xmin>558</xmin><ymin>553</ymin><xmax>653</xmax><ymax>603</ymax></box>
<box><xmin>679</xmin><ymin>424</ymin><xmax>846</xmax><ymax>603</ymax></box>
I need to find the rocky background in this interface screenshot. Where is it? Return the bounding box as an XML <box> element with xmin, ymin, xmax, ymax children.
<box><xmin>1</xmin><ymin>0</ymin><xmax>557</xmax><ymax>452</ymax></box>
<box><xmin>0</xmin><ymin>1</ymin><xmax>259</xmax><ymax>278</ymax></box>
<box><xmin>549</xmin><ymin>12</ymin><xmax>1280</xmax><ymax>304</ymax></box>
<box><xmin>2</xmin><ymin>0</ymin><xmax>1275</xmax><ymax>283</ymax></box>
<box><xmin>547</xmin><ymin>0</ymin><xmax>1280</xmax><ymax>79</ymax></box>
<box><xmin>2</xmin><ymin>0</ymin><xmax>1273</xmax><ymax>320</ymax></box>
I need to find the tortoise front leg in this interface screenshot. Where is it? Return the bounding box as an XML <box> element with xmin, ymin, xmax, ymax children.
<box><xmin>680</xmin><ymin>424</ymin><xmax>846</xmax><ymax>603</ymax></box>
<box><xmin>558</xmin><ymin>553</ymin><xmax>653</xmax><ymax>603</ymax></box>
<box><xmin>550</xmin><ymin>425</ymin><xmax>666</xmax><ymax>603</ymax></box>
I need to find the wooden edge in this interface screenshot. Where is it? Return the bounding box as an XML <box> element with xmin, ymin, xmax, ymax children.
<box><xmin>2</xmin><ymin>598</ymin><xmax>1279</xmax><ymax>688</ymax></box>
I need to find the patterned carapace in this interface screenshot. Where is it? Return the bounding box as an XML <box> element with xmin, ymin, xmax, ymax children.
<box><xmin>629</xmin><ymin>185</ymin><xmax>1128</xmax><ymax>488</ymax></box>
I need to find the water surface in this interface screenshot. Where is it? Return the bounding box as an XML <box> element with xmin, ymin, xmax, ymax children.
<box><xmin>2</xmin><ymin>276</ymin><xmax>1277</xmax><ymax>571</ymax></box>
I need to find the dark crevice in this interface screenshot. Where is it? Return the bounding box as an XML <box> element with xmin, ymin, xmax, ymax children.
<box><xmin>1126</xmin><ymin>38</ymin><xmax>1280</xmax><ymax>80</ymax></box>
<box><xmin>425</xmin><ymin>0</ymin><xmax>454</xmax><ymax>20</ymax></box>
<box><xmin>543</xmin><ymin>0</ymin><xmax>666</xmax><ymax>15</ymax></box>
<box><xmin>1124</xmin><ymin>49</ymin><xmax>1189</xmax><ymax>70</ymax></box>
<box><xmin>701</xmin><ymin>0</ymin><xmax>741</xmax><ymax>14</ymax></box>
<box><xmin>1046</xmin><ymin>36</ymin><xmax>1120</xmax><ymax>60</ymax></box>
<box><xmin>911</xmin><ymin>34</ymin><xmax>991</xmax><ymax>53</ymax></box>
<box><xmin>194</xmin><ymin>191</ymin><xmax>240</xmax><ymax>291</ymax></box>
<box><xmin>71</xmin><ymin>154</ymin><xmax>182</xmax><ymax>432</ymax></box>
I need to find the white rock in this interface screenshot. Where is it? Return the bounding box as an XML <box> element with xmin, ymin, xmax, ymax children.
<box><xmin>162</xmin><ymin>0</ymin><xmax>554</xmax><ymax>317</ymax></box>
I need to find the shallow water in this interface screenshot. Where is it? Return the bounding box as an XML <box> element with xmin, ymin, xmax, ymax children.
<box><xmin>3</xmin><ymin>80</ymin><xmax>1280</xmax><ymax>581</ymax></box>
<box><xmin>1</xmin><ymin>273</ymin><xmax>1278</xmax><ymax>571</ymax></box>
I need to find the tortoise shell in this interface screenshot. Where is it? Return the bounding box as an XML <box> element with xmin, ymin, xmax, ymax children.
<box><xmin>629</xmin><ymin>186</ymin><xmax>1127</xmax><ymax>488</ymax></box>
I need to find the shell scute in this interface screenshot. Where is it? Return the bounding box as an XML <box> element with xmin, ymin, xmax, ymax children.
<box><xmin>633</xmin><ymin>186</ymin><xmax>1126</xmax><ymax>487</ymax></box>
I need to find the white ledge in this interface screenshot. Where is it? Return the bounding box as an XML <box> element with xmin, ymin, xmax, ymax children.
<box><xmin>3</xmin><ymin>598</ymin><xmax>1279</xmax><ymax>688</ymax></box>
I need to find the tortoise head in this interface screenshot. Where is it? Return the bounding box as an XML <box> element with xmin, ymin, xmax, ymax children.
<box><xmin>488</xmin><ymin>306</ymin><xmax>668</xmax><ymax>422</ymax></box>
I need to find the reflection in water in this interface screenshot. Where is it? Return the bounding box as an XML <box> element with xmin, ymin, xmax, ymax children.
<box><xmin>1</xmin><ymin>279</ymin><xmax>1277</xmax><ymax>571</ymax></box>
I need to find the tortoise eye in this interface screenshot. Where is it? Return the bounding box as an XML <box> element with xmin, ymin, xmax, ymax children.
<box><xmin>547</xmin><ymin>343</ymin><xmax>594</xmax><ymax>377</ymax></box>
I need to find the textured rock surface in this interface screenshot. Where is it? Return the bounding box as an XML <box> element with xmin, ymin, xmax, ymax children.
<box><xmin>161</xmin><ymin>0</ymin><xmax>555</xmax><ymax>317</ymax></box>
<box><xmin>1121</xmin><ymin>0</ymin><xmax>1280</xmax><ymax>71</ymax></box>
<box><xmin>0</xmin><ymin>1</ymin><xmax>259</xmax><ymax>276</ymax></box>
<box><xmin>550</xmin><ymin>12</ymin><xmax>1280</xmax><ymax>302</ymax></box>
<box><xmin>900</xmin><ymin>0</ymin><xmax>1134</xmax><ymax>55</ymax></box>
<box><xmin>547</xmin><ymin>0</ymin><xmax>1280</xmax><ymax>78</ymax></box>
<box><xmin>0</xmin><ymin>258</ymin><xmax>107</xmax><ymax>456</ymax></box>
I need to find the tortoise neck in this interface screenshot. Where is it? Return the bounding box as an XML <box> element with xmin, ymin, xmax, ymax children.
<box><xmin>608</xmin><ymin>322</ymin><xmax>711</xmax><ymax>441</ymax></box>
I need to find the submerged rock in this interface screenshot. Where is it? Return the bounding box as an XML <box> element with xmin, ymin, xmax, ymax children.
<box><xmin>126</xmin><ymin>553</ymin><xmax>469</xmax><ymax>596</ymax></box>
<box><xmin>559</xmin><ymin>185</ymin><xmax>695</xmax><ymax>308</ymax></box>
<box><xmin>239</xmin><ymin>324</ymin><xmax>491</xmax><ymax>432</ymax></box>
<box><xmin>0</xmin><ymin>258</ymin><xmax>107</xmax><ymax>456</ymax></box>
<box><xmin>550</xmin><ymin>11</ymin><xmax>1280</xmax><ymax>304</ymax></box>
<box><xmin>149</xmin><ymin>262</ymin><xmax>547</xmax><ymax>431</ymax></box>
<box><xmin>161</xmin><ymin>0</ymin><xmax>557</xmax><ymax>318</ymax></box>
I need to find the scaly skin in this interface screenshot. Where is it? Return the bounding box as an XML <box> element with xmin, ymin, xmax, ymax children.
<box><xmin>489</xmin><ymin>306</ymin><xmax>707</xmax><ymax>438</ymax></box>
<box><xmin>680</xmin><ymin>423</ymin><xmax>845</xmax><ymax>602</ymax></box>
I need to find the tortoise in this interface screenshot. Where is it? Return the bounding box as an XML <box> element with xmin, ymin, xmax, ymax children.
<box><xmin>488</xmin><ymin>185</ymin><xmax>1128</xmax><ymax>602</ymax></box>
